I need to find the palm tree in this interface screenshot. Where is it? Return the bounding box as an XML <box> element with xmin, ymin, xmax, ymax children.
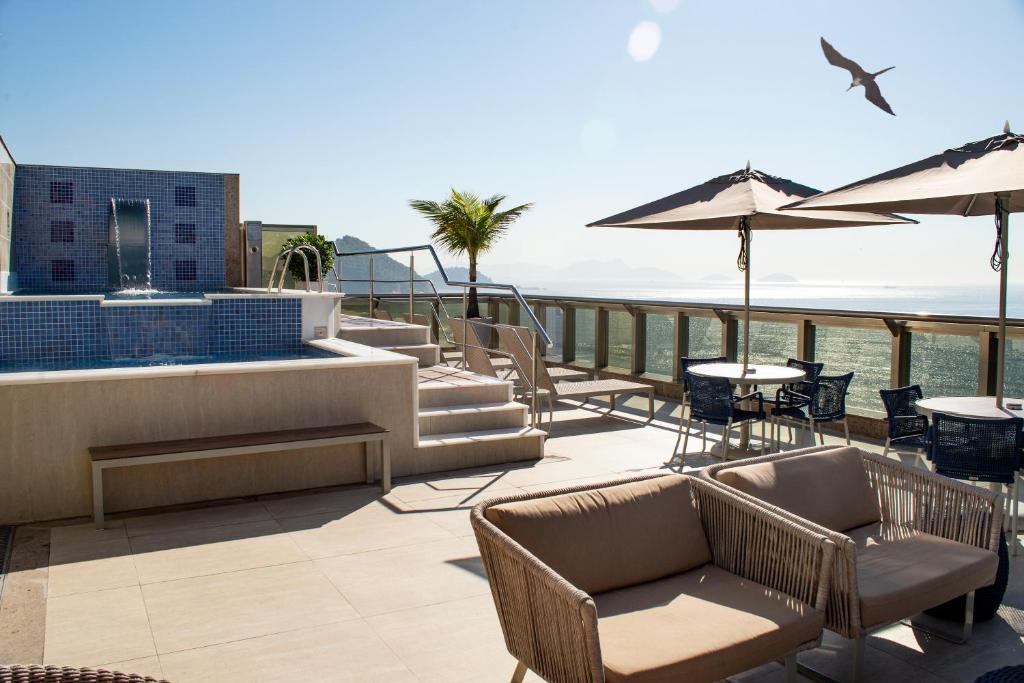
<box><xmin>409</xmin><ymin>189</ymin><xmax>532</xmax><ymax>318</ymax></box>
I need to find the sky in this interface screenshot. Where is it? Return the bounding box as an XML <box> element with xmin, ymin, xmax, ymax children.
<box><xmin>1</xmin><ymin>0</ymin><xmax>1023</xmax><ymax>288</ymax></box>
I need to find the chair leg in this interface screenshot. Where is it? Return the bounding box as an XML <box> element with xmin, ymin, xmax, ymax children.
<box><xmin>851</xmin><ymin>636</ymin><xmax>866</xmax><ymax>683</ymax></box>
<box><xmin>648</xmin><ymin>392</ymin><xmax>654</xmax><ymax>420</ymax></box>
<box><xmin>882</xmin><ymin>437</ymin><xmax>891</xmax><ymax>457</ymax></box>
<box><xmin>783</xmin><ymin>653</ymin><xmax>797</xmax><ymax>683</ymax></box>
<box><xmin>843</xmin><ymin>418</ymin><xmax>851</xmax><ymax>445</ymax></box>
<box><xmin>722</xmin><ymin>420</ymin><xmax>732</xmax><ymax>461</ymax></box>
<box><xmin>760</xmin><ymin>419</ymin><xmax>767</xmax><ymax>455</ymax></box>
<box><xmin>608</xmin><ymin>394</ymin><xmax>615</xmax><ymax>413</ymax></box>
<box><xmin>680</xmin><ymin>416</ymin><xmax>692</xmax><ymax>460</ymax></box>
<box><xmin>511</xmin><ymin>661</ymin><xmax>528</xmax><ymax>683</ymax></box>
<box><xmin>701</xmin><ymin>422</ymin><xmax>707</xmax><ymax>453</ymax></box>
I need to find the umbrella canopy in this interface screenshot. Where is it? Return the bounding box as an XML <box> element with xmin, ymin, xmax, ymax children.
<box><xmin>784</xmin><ymin>125</ymin><xmax>1024</xmax><ymax>406</ymax></box>
<box><xmin>587</xmin><ymin>166</ymin><xmax>914</xmax><ymax>370</ymax></box>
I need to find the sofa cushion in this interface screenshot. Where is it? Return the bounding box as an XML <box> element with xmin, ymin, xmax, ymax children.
<box><xmin>848</xmin><ymin>523</ymin><xmax>998</xmax><ymax>628</ymax></box>
<box><xmin>715</xmin><ymin>447</ymin><xmax>881</xmax><ymax>532</ymax></box>
<box><xmin>484</xmin><ymin>476</ymin><xmax>710</xmax><ymax>594</ymax></box>
<box><xmin>594</xmin><ymin>566</ymin><xmax>824</xmax><ymax>683</ymax></box>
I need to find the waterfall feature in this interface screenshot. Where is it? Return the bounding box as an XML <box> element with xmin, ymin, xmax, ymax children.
<box><xmin>108</xmin><ymin>198</ymin><xmax>152</xmax><ymax>290</ymax></box>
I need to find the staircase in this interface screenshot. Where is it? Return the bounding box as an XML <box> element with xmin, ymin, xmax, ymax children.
<box><xmin>337</xmin><ymin>315</ymin><xmax>440</xmax><ymax>367</ymax></box>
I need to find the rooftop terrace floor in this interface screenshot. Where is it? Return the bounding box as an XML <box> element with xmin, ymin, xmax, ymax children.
<box><xmin>1</xmin><ymin>397</ymin><xmax>1021</xmax><ymax>682</ymax></box>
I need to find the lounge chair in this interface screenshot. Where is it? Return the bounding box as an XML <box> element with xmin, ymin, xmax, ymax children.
<box><xmin>701</xmin><ymin>445</ymin><xmax>1002</xmax><ymax>682</ymax></box>
<box><xmin>497</xmin><ymin>324</ymin><xmax>655</xmax><ymax>428</ymax></box>
<box><xmin>472</xmin><ymin>474</ymin><xmax>833</xmax><ymax>683</ymax></box>
<box><xmin>450</xmin><ymin>318</ymin><xmax>587</xmax><ymax>382</ymax></box>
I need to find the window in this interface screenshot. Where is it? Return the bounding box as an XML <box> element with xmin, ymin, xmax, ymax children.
<box><xmin>174</xmin><ymin>260</ymin><xmax>197</xmax><ymax>281</ymax></box>
<box><xmin>51</xmin><ymin>259</ymin><xmax>75</xmax><ymax>282</ymax></box>
<box><xmin>175</xmin><ymin>222</ymin><xmax>196</xmax><ymax>244</ymax></box>
<box><xmin>50</xmin><ymin>181</ymin><xmax>73</xmax><ymax>204</ymax></box>
<box><xmin>50</xmin><ymin>220</ymin><xmax>75</xmax><ymax>243</ymax></box>
<box><xmin>174</xmin><ymin>186</ymin><xmax>196</xmax><ymax>207</ymax></box>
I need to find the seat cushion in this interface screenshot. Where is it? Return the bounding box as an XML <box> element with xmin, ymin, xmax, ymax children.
<box><xmin>485</xmin><ymin>476</ymin><xmax>710</xmax><ymax>594</ymax></box>
<box><xmin>849</xmin><ymin>523</ymin><xmax>999</xmax><ymax>628</ymax></box>
<box><xmin>594</xmin><ymin>566</ymin><xmax>824</xmax><ymax>683</ymax></box>
<box><xmin>715</xmin><ymin>446</ymin><xmax>881</xmax><ymax>532</ymax></box>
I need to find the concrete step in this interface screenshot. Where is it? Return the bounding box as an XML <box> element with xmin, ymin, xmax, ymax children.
<box><xmin>417</xmin><ymin>377</ymin><xmax>513</xmax><ymax>408</ymax></box>
<box><xmin>415</xmin><ymin>427</ymin><xmax>546</xmax><ymax>469</ymax></box>
<box><xmin>419</xmin><ymin>401</ymin><xmax>529</xmax><ymax>436</ymax></box>
<box><xmin>380</xmin><ymin>343</ymin><xmax>441</xmax><ymax>367</ymax></box>
<box><xmin>337</xmin><ymin>318</ymin><xmax>430</xmax><ymax>347</ymax></box>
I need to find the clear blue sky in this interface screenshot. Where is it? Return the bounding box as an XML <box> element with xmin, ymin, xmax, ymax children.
<box><xmin>1</xmin><ymin>0</ymin><xmax>1022</xmax><ymax>286</ymax></box>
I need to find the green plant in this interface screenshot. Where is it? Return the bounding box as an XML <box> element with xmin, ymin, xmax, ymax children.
<box><xmin>409</xmin><ymin>189</ymin><xmax>532</xmax><ymax>318</ymax></box>
<box><xmin>281</xmin><ymin>232</ymin><xmax>335</xmax><ymax>282</ymax></box>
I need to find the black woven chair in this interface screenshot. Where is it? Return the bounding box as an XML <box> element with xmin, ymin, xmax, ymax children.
<box><xmin>879</xmin><ymin>385</ymin><xmax>930</xmax><ymax>458</ymax></box>
<box><xmin>682</xmin><ymin>372</ymin><xmax>766</xmax><ymax>462</ymax></box>
<box><xmin>771</xmin><ymin>358</ymin><xmax>824</xmax><ymax>443</ymax></box>
<box><xmin>931</xmin><ymin>412</ymin><xmax>1023</xmax><ymax>557</ymax></box>
<box><xmin>772</xmin><ymin>372</ymin><xmax>854</xmax><ymax>448</ymax></box>
<box><xmin>672</xmin><ymin>356</ymin><xmax>728</xmax><ymax>460</ymax></box>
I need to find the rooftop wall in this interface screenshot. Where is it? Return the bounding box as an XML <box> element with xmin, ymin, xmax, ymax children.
<box><xmin>0</xmin><ymin>138</ymin><xmax>14</xmax><ymax>292</ymax></box>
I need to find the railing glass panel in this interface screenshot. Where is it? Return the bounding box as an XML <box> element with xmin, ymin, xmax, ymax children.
<box><xmin>545</xmin><ymin>307</ymin><xmax>563</xmax><ymax>361</ymax></box>
<box><xmin>738</xmin><ymin>320</ymin><xmax>796</xmax><ymax>366</ymax></box>
<box><xmin>814</xmin><ymin>325</ymin><xmax>891</xmax><ymax>413</ymax></box>
<box><xmin>575</xmin><ymin>308</ymin><xmax>596</xmax><ymax>367</ymax></box>
<box><xmin>438</xmin><ymin>300</ymin><xmax>465</xmax><ymax>349</ymax></box>
<box><xmin>910</xmin><ymin>332</ymin><xmax>979</xmax><ymax>399</ymax></box>
<box><xmin>607</xmin><ymin>311</ymin><xmax>632</xmax><ymax>370</ymax></box>
<box><xmin>1006</xmin><ymin>337</ymin><xmax>1024</xmax><ymax>398</ymax></box>
<box><xmin>645</xmin><ymin>313</ymin><xmax>674</xmax><ymax>377</ymax></box>
<box><xmin>688</xmin><ymin>316</ymin><xmax>722</xmax><ymax>357</ymax></box>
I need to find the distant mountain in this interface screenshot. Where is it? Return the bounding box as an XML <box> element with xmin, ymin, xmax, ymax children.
<box><xmin>484</xmin><ymin>259</ymin><xmax>682</xmax><ymax>285</ymax></box>
<box><xmin>329</xmin><ymin>236</ymin><xmax>430</xmax><ymax>295</ymax></box>
<box><xmin>759</xmin><ymin>273</ymin><xmax>799</xmax><ymax>283</ymax></box>
<box><xmin>700</xmin><ymin>273</ymin><xmax>732</xmax><ymax>282</ymax></box>
<box><xmin>423</xmin><ymin>267</ymin><xmax>493</xmax><ymax>291</ymax></box>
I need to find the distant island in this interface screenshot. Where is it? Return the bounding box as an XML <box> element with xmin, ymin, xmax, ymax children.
<box><xmin>700</xmin><ymin>273</ymin><xmax>732</xmax><ymax>282</ymax></box>
<box><xmin>759</xmin><ymin>273</ymin><xmax>799</xmax><ymax>283</ymax></box>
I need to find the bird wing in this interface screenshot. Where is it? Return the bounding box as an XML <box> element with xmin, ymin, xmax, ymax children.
<box><xmin>862</xmin><ymin>79</ymin><xmax>895</xmax><ymax>115</ymax></box>
<box><xmin>820</xmin><ymin>37</ymin><xmax>868</xmax><ymax>79</ymax></box>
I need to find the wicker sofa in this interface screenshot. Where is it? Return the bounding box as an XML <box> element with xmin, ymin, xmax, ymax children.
<box><xmin>0</xmin><ymin>665</ymin><xmax>168</xmax><ymax>682</ymax></box>
<box><xmin>700</xmin><ymin>445</ymin><xmax>1002</xmax><ymax>681</ymax></box>
<box><xmin>471</xmin><ymin>474</ymin><xmax>835</xmax><ymax>683</ymax></box>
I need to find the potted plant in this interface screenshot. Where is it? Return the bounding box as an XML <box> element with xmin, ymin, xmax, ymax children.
<box><xmin>281</xmin><ymin>232</ymin><xmax>335</xmax><ymax>288</ymax></box>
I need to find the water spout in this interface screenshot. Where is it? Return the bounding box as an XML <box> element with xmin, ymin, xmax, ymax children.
<box><xmin>108</xmin><ymin>198</ymin><xmax>152</xmax><ymax>290</ymax></box>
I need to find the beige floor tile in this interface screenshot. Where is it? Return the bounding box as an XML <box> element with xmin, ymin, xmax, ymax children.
<box><xmin>279</xmin><ymin>508</ymin><xmax>453</xmax><ymax>559</ymax></box>
<box><xmin>261</xmin><ymin>485</ymin><xmax>397</xmax><ymax>520</ymax></box>
<box><xmin>130</xmin><ymin>519</ymin><xmax>307</xmax><ymax>584</ymax></box>
<box><xmin>158</xmin><ymin>620</ymin><xmax>416</xmax><ymax>683</ymax></box>
<box><xmin>94</xmin><ymin>656</ymin><xmax>164</xmax><ymax>680</ymax></box>
<box><xmin>393</xmin><ymin>495</ymin><xmax>477</xmax><ymax>537</ymax></box>
<box><xmin>388</xmin><ymin>473</ymin><xmax>523</xmax><ymax>504</ymax></box>
<box><xmin>48</xmin><ymin>521</ymin><xmax>127</xmax><ymax>550</ymax></box>
<box><xmin>48</xmin><ymin>536</ymin><xmax>139</xmax><ymax>598</ymax></box>
<box><xmin>316</xmin><ymin>536</ymin><xmax>488</xmax><ymax>617</ymax></box>
<box><xmin>367</xmin><ymin>594</ymin><xmax>519</xmax><ymax>683</ymax></box>
<box><xmin>44</xmin><ymin>586</ymin><xmax>155</xmax><ymax>666</ymax></box>
<box><xmin>124</xmin><ymin>501</ymin><xmax>271</xmax><ymax>537</ymax></box>
<box><xmin>143</xmin><ymin>562</ymin><xmax>357</xmax><ymax>653</ymax></box>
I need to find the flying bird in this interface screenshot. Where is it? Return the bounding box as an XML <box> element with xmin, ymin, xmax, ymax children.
<box><xmin>820</xmin><ymin>37</ymin><xmax>895</xmax><ymax>116</ymax></box>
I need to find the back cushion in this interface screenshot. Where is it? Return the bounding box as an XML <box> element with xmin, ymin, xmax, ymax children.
<box><xmin>485</xmin><ymin>476</ymin><xmax>710</xmax><ymax>594</ymax></box>
<box><xmin>716</xmin><ymin>447</ymin><xmax>881</xmax><ymax>532</ymax></box>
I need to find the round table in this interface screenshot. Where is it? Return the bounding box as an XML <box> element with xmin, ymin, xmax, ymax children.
<box><xmin>688</xmin><ymin>363</ymin><xmax>806</xmax><ymax>454</ymax></box>
<box><xmin>915</xmin><ymin>396</ymin><xmax>1024</xmax><ymax>419</ymax></box>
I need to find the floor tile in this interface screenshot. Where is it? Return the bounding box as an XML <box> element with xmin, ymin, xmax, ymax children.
<box><xmin>124</xmin><ymin>501</ymin><xmax>271</xmax><ymax>538</ymax></box>
<box><xmin>143</xmin><ymin>562</ymin><xmax>357</xmax><ymax>653</ymax></box>
<box><xmin>48</xmin><ymin>536</ymin><xmax>139</xmax><ymax>597</ymax></box>
<box><xmin>261</xmin><ymin>485</ymin><xmax>395</xmax><ymax>520</ymax></box>
<box><xmin>44</xmin><ymin>586</ymin><xmax>155</xmax><ymax>666</ymax></box>
<box><xmin>279</xmin><ymin>508</ymin><xmax>454</xmax><ymax>559</ymax></box>
<box><xmin>94</xmin><ymin>656</ymin><xmax>164</xmax><ymax>680</ymax></box>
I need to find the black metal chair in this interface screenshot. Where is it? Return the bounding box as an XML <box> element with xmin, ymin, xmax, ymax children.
<box><xmin>878</xmin><ymin>385</ymin><xmax>930</xmax><ymax>458</ymax></box>
<box><xmin>771</xmin><ymin>358</ymin><xmax>824</xmax><ymax>443</ymax></box>
<box><xmin>772</xmin><ymin>372</ymin><xmax>854</xmax><ymax>448</ymax></box>
<box><xmin>671</xmin><ymin>356</ymin><xmax>728</xmax><ymax>460</ymax></box>
<box><xmin>930</xmin><ymin>412</ymin><xmax>1023</xmax><ymax>556</ymax></box>
<box><xmin>682</xmin><ymin>372</ymin><xmax>766</xmax><ymax>462</ymax></box>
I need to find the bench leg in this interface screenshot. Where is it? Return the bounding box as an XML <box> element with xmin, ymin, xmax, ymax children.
<box><xmin>365</xmin><ymin>441</ymin><xmax>374</xmax><ymax>485</ymax></box>
<box><xmin>380</xmin><ymin>437</ymin><xmax>391</xmax><ymax>494</ymax></box>
<box><xmin>92</xmin><ymin>462</ymin><xmax>105</xmax><ymax>530</ymax></box>
<box><xmin>648</xmin><ymin>392</ymin><xmax>654</xmax><ymax>419</ymax></box>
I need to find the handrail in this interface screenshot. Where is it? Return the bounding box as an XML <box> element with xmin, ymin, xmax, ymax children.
<box><xmin>267</xmin><ymin>245</ymin><xmax>325</xmax><ymax>293</ymax></box>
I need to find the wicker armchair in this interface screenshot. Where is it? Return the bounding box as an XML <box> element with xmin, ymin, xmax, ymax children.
<box><xmin>879</xmin><ymin>385</ymin><xmax>930</xmax><ymax>457</ymax></box>
<box><xmin>682</xmin><ymin>373</ymin><xmax>766</xmax><ymax>461</ymax></box>
<box><xmin>772</xmin><ymin>372</ymin><xmax>853</xmax><ymax>447</ymax></box>
<box><xmin>0</xmin><ymin>666</ymin><xmax>168</xmax><ymax>683</ymax></box>
<box><xmin>701</xmin><ymin>445</ymin><xmax>1003</xmax><ymax>682</ymax></box>
<box><xmin>472</xmin><ymin>474</ymin><xmax>834</xmax><ymax>683</ymax></box>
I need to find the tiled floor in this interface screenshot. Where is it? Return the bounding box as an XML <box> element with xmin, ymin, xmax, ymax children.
<box><xmin>4</xmin><ymin>396</ymin><xmax>1023</xmax><ymax>682</ymax></box>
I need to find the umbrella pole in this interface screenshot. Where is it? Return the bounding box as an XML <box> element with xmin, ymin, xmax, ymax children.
<box><xmin>739</xmin><ymin>221</ymin><xmax>751</xmax><ymax>372</ymax></box>
<box><xmin>996</xmin><ymin>196</ymin><xmax>1010</xmax><ymax>408</ymax></box>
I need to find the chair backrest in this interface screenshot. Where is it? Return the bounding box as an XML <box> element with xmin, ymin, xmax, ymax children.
<box><xmin>878</xmin><ymin>385</ymin><xmax>928</xmax><ymax>438</ymax></box>
<box><xmin>808</xmin><ymin>372</ymin><xmax>853</xmax><ymax>420</ymax></box>
<box><xmin>680</xmin><ymin>356</ymin><xmax>727</xmax><ymax>394</ymax></box>
<box><xmin>685</xmin><ymin>372</ymin><xmax>735</xmax><ymax>423</ymax></box>
<box><xmin>785</xmin><ymin>358</ymin><xmax>823</xmax><ymax>393</ymax></box>
<box><xmin>496</xmin><ymin>324</ymin><xmax>556</xmax><ymax>392</ymax></box>
<box><xmin>930</xmin><ymin>412</ymin><xmax>1023</xmax><ymax>484</ymax></box>
<box><xmin>450</xmin><ymin>318</ymin><xmax>498</xmax><ymax>378</ymax></box>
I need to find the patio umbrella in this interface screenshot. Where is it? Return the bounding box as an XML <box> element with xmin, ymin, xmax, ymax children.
<box><xmin>783</xmin><ymin>123</ymin><xmax>1024</xmax><ymax>406</ymax></box>
<box><xmin>587</xmin><ymin>164</ymin><xmax>914</xmax><ymax>371</ymax></box>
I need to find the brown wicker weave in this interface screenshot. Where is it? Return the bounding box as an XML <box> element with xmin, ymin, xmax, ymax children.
<box><xmin>0</xmin><ymin>666</ymin><xmax>168</xmax><ymax>683</ymax></box>
<box><xmin>471</xmin><ymin>473</ymin><xmax>835</xmax><ymax>683</ymax></box>
<box><xmin>699</xmin><ymin>445</ymin><xmax>1004</xmax><ymax>640</ymax></box>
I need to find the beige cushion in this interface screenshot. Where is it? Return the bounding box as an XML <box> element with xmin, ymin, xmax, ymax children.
<box><xmin>715</xmin><ymin>447</ymin><xmax>881</xmax><ymax>532</ymax></box>
<box><xmin>485</xmin><ymin>476</ymin><xmax>710</xmax><ymax>594</ymax></box>
<box><xmin>595</xmin><ymin>566</ymin><xmax>824</xmax><ymax>683</ymax></box>
<box><xmin>848</xmin><ymin>523</ymin><xmax>998</xmax><ymax>628</ymax></box>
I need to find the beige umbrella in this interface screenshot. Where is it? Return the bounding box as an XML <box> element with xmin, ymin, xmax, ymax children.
<box><xmin>784</xmin><ymin>123</ymin><xmax>1024</xmax><ymax>406</ymax></box>
<box><xmin>587</xmin><ymin>165</ymin><xmax>915</xmax><ymax>371</ymax></box>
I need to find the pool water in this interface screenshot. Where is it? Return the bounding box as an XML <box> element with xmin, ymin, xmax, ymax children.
<box><xmin>0</xmin><ymin>346</ymin><xmax>340</xmax><ymax>374</ymax></box>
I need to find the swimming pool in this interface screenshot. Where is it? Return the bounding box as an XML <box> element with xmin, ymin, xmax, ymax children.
<box><xmin>0</xmin><ymin>346</ymin><xmax>340</xmax><ymax>373</ymax></box>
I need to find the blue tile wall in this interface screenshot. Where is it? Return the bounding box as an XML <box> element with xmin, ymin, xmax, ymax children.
<box><xmin>0</xmin><ymin>297</ymin><xmax>302</xmax><ymax>366</ymax></box>
<box><xmin>12</xmin><ymin>165</ymin><xmax>226</xmax><ymax>293</ymax></box>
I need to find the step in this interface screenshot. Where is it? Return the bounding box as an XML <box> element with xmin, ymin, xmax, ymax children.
<box><xmin>381</xmin><ymin>343</ymin><xmax>441</xmax><ymax>367</ymax></box>
<box><xmin>419</xmin><ymin>401</ymin><xmax>529</xmax><ymax>436</ymax></box>
<box><xmin>337</xmin><ymin>319</ymin><xmax>430</xmax><ymax>347</ymax></box>
<box><xmin>415</xmin><ymin>427</ymin><xmax>546</xmax><ymax>469</ymax></box>
<box><xmin>418</xmin><ymin>377</ymin><xmax>513</xmax><ymax>408</ymax></box>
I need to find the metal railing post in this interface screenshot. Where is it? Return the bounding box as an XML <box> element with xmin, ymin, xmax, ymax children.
<box><xmin>672</xmin><ymin>312</ymin><xmax>689</xmax><ymax>382</ymax></box>
<box><xmin>978</xmin><ymin>328</ymin><xmax>999</xmax><ymax>396</ymax></box>
<box><xmin>632</xmin><ymin>310</ymin><xmax>647</xmax><ymax>375</ymax></box>
<box><xmin>408</xmin><ymin>252</ymin><xmax>415</xmax><ymax>323</ymax></box>
<box><xmin>562</xmin><ymin>305</ymin><xmax>576</xmax><ymax>364</ymax></box>
<box><xmin>596</xmin><ymin>307</ymin><xmax>609</xmax><ymax>370</ymax></box>
<box><xmin>721</xmin><ymin>316</ymin><xmax>739</xmax><ymax>363</ymax></box>
<box><xmin>461</xmin><ymin>289</ymin><xmax>468</xmax><ymax>371</ymax></box>
<box><xmin>368</xmin><ymin>255</ymin><xmax>375</xmax><ymax>320</ymax></box>
<box><xmin>532</xmin><ymin>331</ymin><xmax>541</xmax><ymax>429</ymax></box>
<box><xmin>889</xmin><ymin>323</ymin><xmax>912</xmax><ymax>388</ymax></box>
<box><xmin>797</xmin><ymin>320</ymin><xmax>816</xmax><ymax>361</ymax></box>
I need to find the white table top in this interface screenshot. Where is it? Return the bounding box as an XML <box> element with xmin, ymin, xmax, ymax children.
<box><xmin>915</xmin><ymin>396</ymin><xmax>1024</xmax><ymax>420</ymax></box>
<box><xmin>688</xmin><ymin>363</ymin><xmax>805</xmax><ymax>385</ymax></box>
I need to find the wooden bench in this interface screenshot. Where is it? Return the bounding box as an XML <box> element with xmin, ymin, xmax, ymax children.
<box><xmin>89</xmin><ymin>422</ymin><xmax>390</xmax><ymax>529</ymax></box>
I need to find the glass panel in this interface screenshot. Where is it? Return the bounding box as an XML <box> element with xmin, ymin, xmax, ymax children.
<box><xmin>607</xmin><ymin>311</ymin><xmax>632</xmax><ymax>370</ymax></box>
<box><xmin>645</xmin><ymin>313</ymin><xmax>674</xmax><ymax>377</ymax></box>
<box><xmin>688</xmin><ymin>316</ymin><xmax>722</xmax><ymax>358</ymax></box>
<box><xmin>575</xmin><ymin>308</ymin><xmax>595</xmax><ymax>367</ymax></box>
<box><xmin>910</xmin><ymin>332</ymin><xmax>979</xmax><ymax>399</ymax></box>
<box><xmin>737</xmin><ymin>320</ymin><xmax>796</xmax><ymax>367</ymax></box>
<box><xmin>262</xmin><ymin>227</ymin><xmax>312</xmax><ymax>288</ymax></box>
<box><xmin>814</xmin><ymin>325</ymin><xmax>891</xmax><ymax>413</ymax></box>
<box><xmin>1005</xmin><ymin>337</ymin><xmax>1024</xmax><ymax>399</ymax></box>
<box><xmin>545</xmin><ymin>306</ymin><xmax>563</xmax><ymax>361</ymax></box>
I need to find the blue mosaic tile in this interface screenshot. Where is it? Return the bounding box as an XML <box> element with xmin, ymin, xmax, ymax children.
<box><xmin>210</xmin><ymin>298</ymin><xmax>302</xmax><ymax>354</ymax></box>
